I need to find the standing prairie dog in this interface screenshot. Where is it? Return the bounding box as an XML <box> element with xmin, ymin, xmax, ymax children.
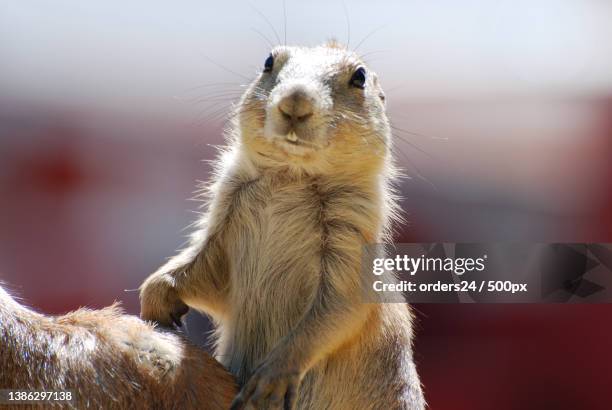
<box><xmin>140</xmin><ymin>42</ymin><xmax>425</xmax><ymax>410</ymax></box>
<box><xmin>0</xmin><ymin>284</ymin><xmax>236</xmax><ymax>409</ymax></box>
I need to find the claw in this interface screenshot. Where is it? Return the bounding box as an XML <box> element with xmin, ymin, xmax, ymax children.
<box><xmin>230</xmin><ymin>366</ymin><xmax>300</xmax><ymax>410</ymax></box>
<box><xmin>169</xmin><ymin>300</ymin><xmax>189</xmax><ymax>329</ymax></box>
<box><xmin>229</xmin><ymin>396</ymin><xmax>244</xmax><ymax>410</ymax></box>
<box><xmin>284</xmin><ymin>382</ymin><xmax>297</xmax><ymax>410</ymax></box>
<box><xmin>171</xmin><ymin>312</ymin><xmax>185</xmax><ymax>329</ymax></box>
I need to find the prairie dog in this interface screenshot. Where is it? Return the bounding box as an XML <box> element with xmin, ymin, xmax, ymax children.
<box><xmin>140</xmin><ymin>42</ymin><xmax>425</xmax><ymax>409</ymax></box>
<box><xmin>0</xmin><ymin>284</ymin><xmax>236</xmax><ymax>409</ymax></box>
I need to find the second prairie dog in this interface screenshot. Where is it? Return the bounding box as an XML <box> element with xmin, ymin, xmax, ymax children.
<box><xmin>140</xmin><ymin>42</ymin><xmax>425</xmax><ymax>410</ymax></box>
<box><xmin>0</xmin><ymin>284</ymin><xmax>236</xmax><ymax>410</ymax></box>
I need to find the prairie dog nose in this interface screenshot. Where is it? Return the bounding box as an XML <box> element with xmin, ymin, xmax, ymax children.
<box><xmin>277</xmin><ymin>89</ymin><xmax>315</xmax><ymax>123</ymax></box>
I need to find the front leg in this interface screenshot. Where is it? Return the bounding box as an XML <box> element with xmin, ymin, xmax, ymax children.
<box><xmin>140</xmin><ymin>229</ymin><xmax>230</xmax><ymax>327</ymax></box>
<box><xmin>231</xmin><ymin>226</ymin><xmax>373</xmax><ymax>410</ymax></box>
<box><xmin>139</xmin><ymin>267</ymin><xmax>190</xmax><ymax>328</ymax></box>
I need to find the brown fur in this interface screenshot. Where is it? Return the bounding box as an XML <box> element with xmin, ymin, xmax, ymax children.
<box><xmin>0</xmin><ymin>285</ymin><xmax>236</xmax><ymax>409</ymax></box>
<box><xmin>140</xmin><ymin>44</ymin><xmax>425</xmax><ymax>409</ymax></box>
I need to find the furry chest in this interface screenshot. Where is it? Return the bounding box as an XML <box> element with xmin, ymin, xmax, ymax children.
<box><xmin>222</xmin><ymin>179</ymin><xmax>322</xmax><ymax>311</ymax></box>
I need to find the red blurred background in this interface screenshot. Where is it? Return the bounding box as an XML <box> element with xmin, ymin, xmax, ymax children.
<box><xmin>1</xmin><ymin>1</ymin><xmax>611</xmax><ymax>409</ymax></box>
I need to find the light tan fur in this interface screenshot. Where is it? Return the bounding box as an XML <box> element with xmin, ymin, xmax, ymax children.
<box><xmin>140</xmin><ymin>43</ymin><xmax>425</xmax><ymax>409</ymax></box>
<box><xmin>0</xmin><ymin>284</ymin><xmax>236</xmax><ymax>409</ymax></box>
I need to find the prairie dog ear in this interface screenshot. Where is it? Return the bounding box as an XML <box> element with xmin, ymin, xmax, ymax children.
<box><xmin>324</xmin><ymin>39</ymin><xmax>345</xmax><ymax>49</ymax></box>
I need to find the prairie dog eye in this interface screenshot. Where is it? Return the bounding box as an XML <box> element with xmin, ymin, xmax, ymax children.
<box><xmin>263</xmin><ymin>54</ymin><xmax>274</xmax><ymax>73</ymax></box>
<box><xmin>349</xmin><ymin>67</ymin><xmax>366</xmax><ymax>89</ymax></box>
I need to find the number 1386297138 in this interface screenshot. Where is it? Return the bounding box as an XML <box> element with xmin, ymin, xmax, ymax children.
<box><xmin>0</xmin><ymin>390</ymin><xmax>74</xmax><ymax>404</ymax></box>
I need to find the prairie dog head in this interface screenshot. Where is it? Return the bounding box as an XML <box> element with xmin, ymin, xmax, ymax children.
<box><xmin>236</xmin><ymin>42</ymin><xmax>391</xmax><ymax>175</ymax></box>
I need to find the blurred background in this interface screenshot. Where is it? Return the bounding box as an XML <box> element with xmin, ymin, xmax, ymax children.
<box><xmin>1</xmin><ymin>1</ymin><xmax>611</xmax><ymax>409</ymax></box>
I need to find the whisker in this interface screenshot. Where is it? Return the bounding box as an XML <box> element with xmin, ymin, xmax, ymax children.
<box><xmin>358</xmin><ymin>49</ymin><xmax>391</xmax><ymax>60</ymax></box>
<box><xmin>192</xmin><ymin>102</ymin><xmax>236</xmax><ymax>127</ymax></box>
<box><xmin>249</xmin><ymin>3</ymin><xmax>282</xmax><ymax>45</ymax></box>
<box><xmin>353</xmin><ymin>25</ymin><xmax>387</xmax><ymax>53</ymax></box>
<box><xmin>382</xmin><ymin>83</ymin><xmax>409</xmax><ymax>94</ymax></box>
<box><xmin>200</xmin><ymin>54</ymin><xmax>252</xmax><ymax>81</ymax></box>
<box><xmin>191</xmin><ymin>96</ymin><xmax>244</xmax><ymax>105</ymax></box>
<box><xmin>391</xmin><ymin>133</ymin><xmax>435</xmax><ymax>159</ymax></box>
<box><xmin>178</xmin><ymin>91</ymin><xmax>244</xmax><ymax>103</ymax></box>
<box><xmin>251</xmin><ymin>27</ymin><xmax>275</xmax><ymax>49</ymax></box>
<box><xmin>179</xmin><ymin>82</ymin><xmax>244</xmax><ymax>93</ymax></box>
<box><xmin>341</xmin><ymin>0</ymin><xmax>351</xmax><ymax>50</ymax></box>
<box><xmin>283</xmin><ymin>0</ymin><xmax>287</xmax><ymax>45</ymax></box>
<box><xmin>390</xmin><ymin>124</ymin><xmax>448</xmax><ymax>141</ymax></box>
<box><xmin>403</xmin><ymin>160</ymin><xmax>438</xmax><ymax>192</ymax></box>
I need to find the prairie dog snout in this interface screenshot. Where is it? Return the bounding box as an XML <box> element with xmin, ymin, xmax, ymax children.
<box><xmin>265</xmin><ymin>78</ymin><xmax>332</xmax><ymax>152</ymax></box>
<box><xmin>275</xmin><ymin>86</ymin><xmax>316</xmax><ymax>135</ymax></box>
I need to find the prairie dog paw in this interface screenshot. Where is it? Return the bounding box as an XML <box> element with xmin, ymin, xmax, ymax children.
<box><xmin>140</xmin><ymin>274</ymin><xmax>189</xmax><ymax>328</ymax></box>
<box><xmin>230</xmin><ymin>362</ymin><xmax>300</xmax><ymax>410</ymax></box>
